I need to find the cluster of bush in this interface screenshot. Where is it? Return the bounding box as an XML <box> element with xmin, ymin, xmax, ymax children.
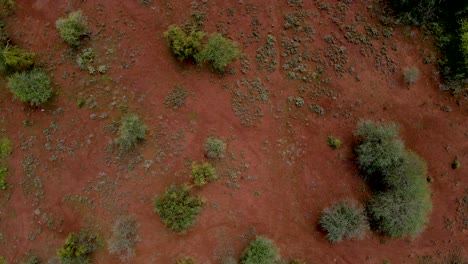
<box><xmin>164</xmin><ymin>25</ymin><xmax>241</xmax><ymax>72</ymax></box>
<box><xmin>388</xmin><ymin>0</ymin><xmax>468</xmax><ymax>96</ymax></box>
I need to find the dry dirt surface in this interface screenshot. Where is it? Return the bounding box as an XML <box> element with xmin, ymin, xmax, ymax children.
<box><xmin>0</xmin><ymin>0</ymin><xmax>466</xmax><ymax>263</ymax></box>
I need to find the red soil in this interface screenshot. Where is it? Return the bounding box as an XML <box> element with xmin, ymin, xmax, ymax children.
<box><xmin>0</xmin><ymin>0</ymin><xmax>466</xmax><ymax>263</ymax></box>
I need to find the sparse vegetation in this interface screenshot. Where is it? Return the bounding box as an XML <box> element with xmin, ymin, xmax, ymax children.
<box><xmin>108</xmin><ymin>215</ymin><xmax>139</xmax><ymax>262</ymax></box>
<box><xmin>164</xmin><ymin>25</ymin><xmax>205</xmax><ymax>61</ymax></box>
<box><xmin>57</xmin><ymin>231</ymin><xmax>98</xmax><ymax>264</ymax></box>
<box><xmin>56</xmin><ymin>10</ymin><xmax>89</xmax><ymax>47</ymax></box>
<box><xmin>204</xmin><ymin>137</ymin><xmax>226</xmax><ymax>159</ymax></box>
<box><xmin>191</xmin><ymin>162</ymin><xmax>217</xmax><ymax>187</ymax></box>
<box><xmin>241</xmin><ymin>236</ymin><xmax>280</xmax><ymax>264</ymax></box>
<box><xmin>320</xmin><ymin>201</ymin><xmax>369</xmax><ymax>243</ymax></box>
<box><xmin>196</xmin><ymin>34</ymin><xmax>241</xmax><ymax>72</ymax></box>
<box><xmin>154</xmin><ymin>184</ymin><xmax>205</xmax><ymax>233</ymax></box>
<box><xmin>8</xmin><ymin>68</ymin><xmax>53</xmax><ymax>106</ymax></box>
<box><xmin>327</xmin><ymin>136</ymin><xmax>342</xmax><ymax>149</ymax></box>
<box><xmin>116</xmin><ymin>114</ymin><xmax>148</xmax><ymax>151</ymax></box>
<box><xmin>403</xmin><ymin>67</ymin><xmax>419</xmax><ymax>84</ymax></box>
<box><xmin>164</xmin><ymin>84</ymin><xmax>188</xmax><ymax>110</ymax></box>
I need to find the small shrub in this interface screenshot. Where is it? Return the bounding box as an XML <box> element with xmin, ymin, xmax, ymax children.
<box><xmin>0</xmin><ymin>256</ymin><xmax>5</xmax><ymax>264</ymax></box>
<box><xmin>108</xmin><ymin>215</ymin><xmax>139</xmax><ymax>262</ymax></box>
<box><xmin>0</xmin><ymin>167</ymin><xmax>7</xmax><ymax>189</ymax></box>
<box><xmin>76</xmin><ymin>48</ymin><xmax>95</xmax><ymax>70</ymax></box>
<box><xmin>116</xmin><ymin>114</ymin><xmax>147</xmax><ymax>151</ymax></box>
<box><xmin>164</xmin><ymin>84</ymin><xmax>188</xmax><ymax>109</ymax></box>
<box><xmin>403</xmin><ymin>66</ymin><xmax>419</xmax><ymax>84</ymax></box>
<box><xmin>154</xmin><ymin>184</ymin><xmax>205</xmax><ymax>233</ymax></box>
<box><xmin>320</xmin><ymin>201</ymin><xmax>369</xmax><ymax>243</ymax></box>
<box><xmin>195</xmin><ymin>34</ymin><xmax>241</xmax><ymax>71</ymax></box>
<box><xmin>57</xmin><ymin>231</ymin><xmax>98</xmax><ymax>264</ymax></box>
<box><xmin>2</xmin><ymin>45</ymin><xmax>35</xmax><ymax>73</ymax></box>
<box><xmin>8</xmin><ymin>68</ymin><xmax>53</xmax><ymax>106</ymax></box>
<box><xmin>164</xmin><ymin>25</ymin><xmax>205</xmax><ymax>61</ymax></box>
<box><xmin>452</xmin><ymin>157</ymin><xmax>460</xmax><ymax>169</ymax></box>
<box><xmin>191</xmin><ymin>162</ymin><xmax>217</xmax><ymax>187</ymax></box>
<box><xmin>204</xmin><ymin>137</ymin><xmax>226</xmax><ymax>159</ymax></box>
<box><xmin>0</xmin><ymin>137</ymin><xmax>12</xmax><ymax>160</ymax></box>
<box><xmin>241</xmin><ymin>236</ymin><xmax>280</xmax><ymax>264</ymax></box>
<box><xmin>56</xmin><ymin>10</ymin><xmax>89</xmax><ymax>47</ymax></box>
<box><xmin>177</xmin><ymin>258</ymin><xmax>195</xmax><ymax>264</ymax></box>
<box><xmin>327</xmin><ymin>136</ymin><xmax>342</xmax><ymax>149</ymax></box>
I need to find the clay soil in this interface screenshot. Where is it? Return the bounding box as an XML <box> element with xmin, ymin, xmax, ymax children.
<box><xmin>0</xmin><ymin>0</ymin><xmax>466</xmax><ymax>263</ymax></box>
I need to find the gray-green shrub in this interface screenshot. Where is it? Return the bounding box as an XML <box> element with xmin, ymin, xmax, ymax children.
<box><xmin>56</xmin><ymin>10</ymin><xmax>89</xmax><ymax>47</ymax></box>
<box><xmin>204</xmin><ymin>137</ymin><xmax>226</xmax><ymax>159</ymax></box>
<box><xmin>8</xmin><ymin>68</ymin><xmax>52</xmax><ymax>106</ymax></box>
<box><xmin>195</xmin><ymin>34</ymin><xmax>241</xmax><ymax>71</ymax></box>
<box><xmin>116</xmin><ymin>114</ymin><xmax>147</xmax><ymax>151</ymax></box>
<box><xmin>164</xmin><ymin>25</ymin><xmax>205</xmax><ymax>61</ymax></box>
<box><xmin>154</xmin><ymin>184</ymin><xmax>205</xmax><ymax>234</ymax></box>
<box><xmin>241</xmin><ymin>236</ymin><xmax>280</xmax><ymax>264</ymax></box>
<box><xmin>108</xmin><ymin>215</ymin><xmax>139</xmax><ymax>261</ymax></box>
<box><xmin>403</xmin><ymin>66</ymin><xmax>419</xmax><ymax>84</ymax></box>
<box><xmin>320</xmin><ymin>201</ymin><xmax>369</xmax><ymax>243</ymax></box>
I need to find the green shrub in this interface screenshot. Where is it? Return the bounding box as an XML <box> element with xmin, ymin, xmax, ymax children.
<box><xmin>320</xmin><ymin>201</ymin><xmax>369</xmax><ymax>243</ymax></box>
<box><xmin>56</xmin><ymin>10</ymin><xmax>89</xmax><ymax>47</ymax></box>
<box><xmin>452</xmin><ymin>157</ymin><xmax>460</xmax><ymax>169</ymax></box>
<box><xmin>403</xmin><ymin>67</ymin><xmax>419</xmax><ymax>84</ymax></box>
<box><xmin>0</xmin><ymin>167</ymin><xmax>7</xmax><ymax>189</ymax></box>
<box><xmin>0</xmin><ymin>256</ymin><xmax>5</xmax><ymax>264</ymax></box>
<box><xmin>204</xmin><ymin>137</ymin><xmax>226</xmax><ymax>159</ymax></box>
<box><xmin>177</xmin><ymin>258</ymin><xmax>195</xmax><ymax>264</ymax></box>
<box><xmin>191</xmin><ymin>162</ymin><xmax>217</xmax><ymax>187</ymax></box>
<box><xmin>108</xmin><ymin>215</ymin><xmax>139</xmax><ymax>262</ymax></box>
<box><xmin>57</xmin><ymin>231</ymin><xmax>98</xmax><ymax>264</ymax></box>
<box><xmin>0</xmin><ymin>137</ymin><xmax>12</xmax><ymax>160</ymax></box>
<box><xmin>327</xmin><ymin>136</ymin><xmax>342</xmax><ymax>149</ymax></box>
<box><xmin>116</xmin><ymin>114</ymin><xmax>147</xmax><ymax>151</ymax></box>
<box><xmin>154</xmin><ymin>184</ymin><xmax>205</xmax><ymax>233</ymax></box>
<box><xmin>195</xmin><ymin>34</ymin><xmax>241</xmax><ymax>71</ymax></box>
<box><xmin>241</xmin><ymin>236</ymin><xmax>280</xmax><ymax>264</ymax></box>
<box><xmin>76</xmin><ymin>48</ymin><xmax>95</xmax><ymax>70</ymax></box>
<box><xmin>2</xmin><ymin>46</ymin><xmax>35</xmax><ymax>73</ymax></box>
<box><xmin>164</xmin><ymin>25</ymin><xmax>205</xmax><ymax>61</ymax></box>
<box><xmin>8</xmin><ymin>68</ymin><xmax>52</xmax><ymax>106</ymax></box>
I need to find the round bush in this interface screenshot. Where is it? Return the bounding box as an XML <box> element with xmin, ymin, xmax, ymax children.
<box><xmin>2</xmin><ymin>46</ymin><xmax>35</xmax><ymax>73</ymax></box>
<box><xmin>204</xmin><ymin>137</ymin><xmax>226</xmax><ymax>159</ymax></box>
<box><xmin>195</xmin><ymin>34</ymin><xmax>241</xmax><ymax>71</ymax></box>
<box><xmin>56</xmin><ymin>10</ymin><xmax>89</xmax><ymax>47</ymax></box>
<box><xmin>241</xmin><ymin>236</ymin><xmax>280</xmax><ymax>264</ymax></box>
<box><xmin>116</xmin><ymin>114</ymin><xmax>147</xmax><ymax>151</ymax></box>
<box><xmin>164</xmin><ymin>25</ymin><xmax>205</xmax><ymax>61</ymax></box>
<box><xmin>191</xmin><ymin>162</ymin><xmax>217</xmax><ymax>187</ymax></box>
<box><xmin>320</xmin><ymin>201</ymin><xmax>369</xmax><ymax>243</ymax></box>
<box><xmin>8</xmin><ymin>68</ymin><xmax>52</xmax><ymax>106</ymax></box>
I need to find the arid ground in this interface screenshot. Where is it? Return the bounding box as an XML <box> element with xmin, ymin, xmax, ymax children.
<box><xmin>0</xmin><ymin>0</ymin><xmax>466</xmax><ymax>263</ymax></box>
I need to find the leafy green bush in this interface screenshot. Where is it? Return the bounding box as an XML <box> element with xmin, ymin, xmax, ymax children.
<box><xmin>8</xmin><ymin>68</ymin><xmax>52</xmax><ymax>106</ymax></box>
<box><xmin>195</xmin><ymin>34</ymin><xmax>241</xmax><ymax>71</ymax></box>
<box><xmin>2</xmin><ymin>46</ymin><xmax>35</xmax><ymax>73</ymax></box>
<box><xmin>320</xmin><ymin>201</ymin><xmax>369</xmax><ymax>243</ymax></box>
<box><xmin>154</xmin><ymin>184</ymin><xmax>205</xmax><ymax>233</ymax></box>
<box><xmin>108</xmin><ymin>215</ymin><xmax>139</xmax><ymax>261</ymax></box>
<box><xmin>191</xmin><ymin>162</ymin><xmax>217</xmax><ymax>187</ymax></box>
<box><xmin>403</xmin><ymin>67</ymin><xmax>419</xmax><ymax>84</ymax></box>
<box><xmin>116</xmin><ymin>114</ymin><xmax>147</xmax><ymax>151</ymax></box>
<box><xmin>327</xmin><ymin>136</ymin><xmax>342</xmax><ymax>149</ymax></box>
<box><xmin>57</xmin><ymin>231</ymin><xmax>98</xmax><ymax>264</ymax></box>
<box><xmin>241</xmin><ymin>236</ymin><xmax>280</xmax><ymax>264</ymax></box>
<box><xmin>56</xmin><ymin>10</ymin><xmax>89</xmax><ymax>47</ymax></box>
<box><xmin>164</xmin><ymin>25</ymin><xmax>205</xmax><ymax>61</ymax></box>
<box><xmin>204</xmin><ymin>137</ymin><xmax>226</xmax><ymax>159</ymax></box>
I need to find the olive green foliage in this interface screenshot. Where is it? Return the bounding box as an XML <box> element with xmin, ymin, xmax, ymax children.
<box><xmin>327</xmin><ymin>136</ymin><xmax>342</xmax><ymax>149</ymax></box>
<box><xmin>354</xmin><ymin>121</ymin><xmax>432</xmax><ymax>238</ymax></box>
<box><xmin>164</xmin><ymin>25</ymin><xmax>205</xmax><ymax>61</ymax></box>
<box><xmin>154</xmin><ymin>184</ymin><xmax>205</xmax><ymax>233</ymax></box>
<box><xmin>403</xmin><ymin>67</ymin><xmax>419</xmax><ymax>84</ymax></box>
<box><xmin>0</xmin><ymin>256</ymin><xmax>5</xmax><ymax>264</ymax></box>
<box><xmin>204</xmin><ymin>137</ymin><xmax>226</xmax><ymax>159</ymax></box>
<box><xmin>191</xmin><ymin>162</ymin><xmax>217</xmax><ymax>187</ymax></box>
<box><xmin>0</xmin><ymin>22</ymin><xmax>8</xmax><ymax>47</ymax></box>
<box><xmin>56</xmin><ymin>10</ymin><xmax>89</xmax><ymax>47</ymax></box>
<box><xmin>320</xmin><ymin>201</ymin><xmax>369</xmax><ymax>243</ymax></box>
<box><xmin>108</xmin><ymin>215</ymin><xmax>139</xmax><ymax>262</ymax></box>
<box><xmin>0</xmin><ymin>137</ymin><xmax>12</xmax><ymax>190</ymax></box>
<box><xmin>8</xmin><ymin>68</ymin><xmax>52</xmax><ymax>106</ymax></box>
<box><xmin>241</xmin><ymin>237</ymin><xmax>280</xmax><ymax>264</ymax></box>
<box><xmin>116</xmin><ymin>114</ymin><xmax>147</xmax><ymax>151</ymax></box>
<box><xmin>177</xmin><ymin>258</ymin><xmax>195</xmax><ymax>264</ymax></box>
<box><xmin>196</xmin><ymin>34</ymin><xmax>241</xmax><ymax>71</ymax></box>
<box><xmin>2</xmin><ymin>46</ymin><xmax>35</xmax><ymax>73</ymax></box>
<box><xmin>0</xmin><ymin>0</ymin><xmax>15</xmax><ymax>16</ymax></box>
<box><xmin>0</xmin><ymin>167</ymin><xmax>7</xmax><ymax>189</ymax></box>
<box><xmin>57</xmin><ymin>231</ymin><xmax>98</xmax><ymax>264</ymax></box>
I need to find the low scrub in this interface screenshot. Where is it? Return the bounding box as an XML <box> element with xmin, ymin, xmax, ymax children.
<box><xmin>108</xmin><ymin>215</ymin><xmax>139</xmax><ymax>262</ymax></box>
<box><xmin>204</xmin><ymin>137</ymin><xmax>226</xmax><ymax>159</ymax></box>
<box><xmin>320</xmin><ymin>201</ymin><xmax>369</xmax><ymax>243</ymax></box>
<box><xmin>56</xmin><ymin>10</ymin><xmax>89</xmax><ymax>47</ymax></box>
<box><xmin>154</xmin><ymin>184</ymin><xmax>205</xmax><ymax>233</ymax></box>
<box><xmin>164</xmin><ymin>25</ymin><xmax>205</xmax><ymax>61</ymax></box>
<box><xmin>241</xmin><ymin>236</ymin><xmax>280</xmax><ymax>264</ymax></box>
<box><xmin>8</xmin><ymin>68</ymin><xmax>52</xmax><ymax>106</ymax></box>
<box><xmin>57</xmin><ymin>231</ymin><xmax>98</xmax><ymax>264</ymax></box>
<box><xmin>403</xmin><ymin>66</ymin><xmax>419</xmax><ymax>84</ymax></box>
<box><xmin>116</xmin><ymin>114</ymin><xmax>147</xmax><ymax>151</ymax></box>
<box><xmin>195</xmin><ymin>34</ymin><xmax>241</xmax><ymax>72</ymax></box>
<box><xmin>326</xmin><ymin>136</ymin><xmax>342</xmax><ymax>149</ymax></box>
<box><xmin>191</xmin><ymin>162</ymin><xmax>217</xmax><ymax>187</ymax></box>
<box><xmin>2</xmin><ymin>45</ymin><xmax>35</xmax><ymax>73</ymax></box>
